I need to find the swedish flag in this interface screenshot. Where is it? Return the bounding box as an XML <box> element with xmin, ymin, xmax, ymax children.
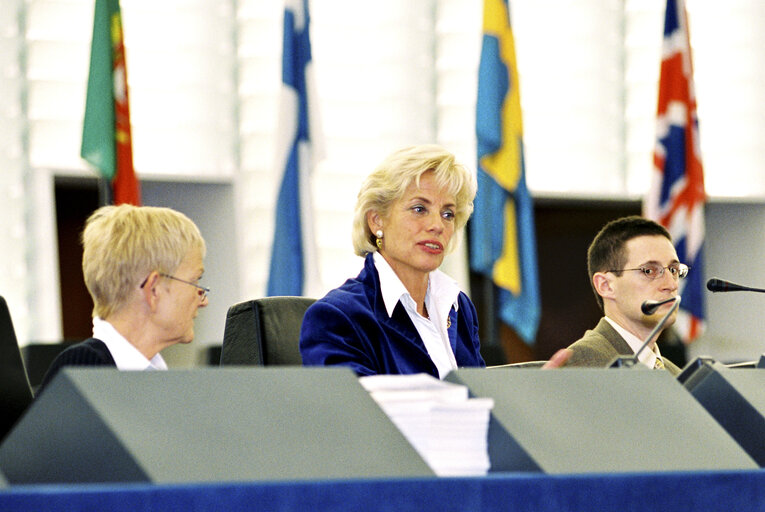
<box><xmin>470</xmin><ymin>0</ymin><xmax>540</xmax><ymax>344</ymax></box>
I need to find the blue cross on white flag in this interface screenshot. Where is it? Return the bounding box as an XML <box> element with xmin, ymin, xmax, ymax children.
<box><xmin>267</xmin><ymin>0</ymin><xmax>323</xmax><ymax>297</ymax></box>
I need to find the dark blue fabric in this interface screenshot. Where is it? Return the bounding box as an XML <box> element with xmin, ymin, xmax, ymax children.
<box><xmin>1</xmin><ymin>471</ymin><xmax>764</xmax><ymax>512</ymax></box>
<box><xmin>37</xmin><ymin>338</ymin><xmax>115</xmax><ymax>395</ymax></box>
<box><xmin>300</xmin><ymin>253</ymin><xmax>485</xmax><ymax>377</ymax></box>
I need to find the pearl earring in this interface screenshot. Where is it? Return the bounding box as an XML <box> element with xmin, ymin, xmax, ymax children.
<box><xmin>375</xmin><ymin>230</ymin><xmax>383</xmax><ymax>250</ymax></box>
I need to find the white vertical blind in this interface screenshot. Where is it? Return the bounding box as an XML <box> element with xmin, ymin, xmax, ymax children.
<box><xmin>624</xmin><ymin>0</ymin><xmax>664</xmax><ymax>195</ymax></box>
<box><xmin>24</xmin><ymin>0</ymin><xmax>90</xmax><ymax>172</ymax></box>
<box><xmin>120</xmin><ymin>0</ymin><xmax>237</xmax><ymax>178</ymax></box>
<box><xmin>512</xmin><ymin>0</ymin><xmax>626</xmax><ymax>196</ymax></box>
<box><xmin>234</xmin><ymin>0</ymin><xmax>282</xmax><ymax>299</ymax></box>
<box><xmin>434</xmin><ymin>0</ymin><xmax>480</xmax><ymax>290</ymax></box>
<box><xmin>0</xmin><ymin>0</ymin><xmax>32</xmax><ymax>342</ymax></box>
<box><xmin>686</xmin><ymin>0</ymin><xmax>765</xmax><ymax>197</ymax></box>
<box><xmin>434</xmin><ymin>0</ymin><xmax>480</xmax><ymax>173</ymax></box>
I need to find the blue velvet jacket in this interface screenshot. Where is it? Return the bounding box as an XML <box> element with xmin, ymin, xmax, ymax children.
<box><xmin>300</xmin><ymin>253</ymin><xmax>485</xmax><ymax>377</ymax></box>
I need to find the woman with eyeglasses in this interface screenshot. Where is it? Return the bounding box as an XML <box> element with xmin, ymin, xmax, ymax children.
<box><xmin>299</xmin><ymin>145</ymin><xmax>570</xmax><ymax>378</ymax></box>
<box><xmin>37</xmin><ymin>204</ymin><xmax>209</xmax><ymax>394</ymax></box>
<box><xmin>565</xmin><ymin>215</ymin><xmax>686</xmax><ymax>375</ymax></box>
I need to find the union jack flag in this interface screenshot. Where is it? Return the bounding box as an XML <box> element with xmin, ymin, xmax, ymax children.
<box><xmin>644</xmin><ymin>0</ymin><xmax>706</xmax><ymax>343</ymax></box>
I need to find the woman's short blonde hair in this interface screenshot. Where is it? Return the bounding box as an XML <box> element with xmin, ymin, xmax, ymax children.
<box><xmin>81</xmin><ymin>204</ymin><xmax>206</xmax><ymax>319</ymax></box>
<box><xmin>352</xmin><ymin>144</ymin><xmax>477</xmax><ymax>256</ymax></box>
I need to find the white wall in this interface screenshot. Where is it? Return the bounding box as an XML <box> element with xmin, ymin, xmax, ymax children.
<box><xmin>140</xmin><ymin>180</ymin><xmax>240</xmax><ymax>367</ymax></box>
<box><xmin>691</xmin><ymin>202</ymin><xmax>765</xmax><ymax>363</ymax></box>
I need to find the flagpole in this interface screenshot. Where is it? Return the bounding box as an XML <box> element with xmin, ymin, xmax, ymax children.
<box><xmin>97</xmin><ymin>177</ymin><xmax>112</xmax><ymax>207</ymax></box>
<box><xmin>481</xmin><ymin>275</ymin><xmax>498</xmax><ymax>351</ymax></box>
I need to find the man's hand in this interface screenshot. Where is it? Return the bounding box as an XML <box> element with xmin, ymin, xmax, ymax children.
<box><xmin>541</xmin><ymin>348</ymin><xmax>573</xmax><ymax>369</ymax></box>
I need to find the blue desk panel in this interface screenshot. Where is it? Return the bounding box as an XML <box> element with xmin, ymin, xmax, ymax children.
<box><xmin>1</xmin><ymin>470</ymin><xmax>764</xmax><ymax>512</ymax></box>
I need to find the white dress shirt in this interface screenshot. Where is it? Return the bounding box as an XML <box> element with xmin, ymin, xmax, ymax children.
<box><xmin>92</xmin><ymin>317</ymin><xmax>168</xmax><ymax>371</ymax></box>
<box><xmin>374</xmin><ymin>252</ymin><xmax>459</xmax><ymax>378</ymax></box>
<box><xmin>604</xmin><ymin>317</ymin><xmax>663</xmax><ymax>369</ymax></box>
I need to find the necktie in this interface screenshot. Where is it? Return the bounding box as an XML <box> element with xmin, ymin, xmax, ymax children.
<box><xmin>654</xmin><ymin>357</ymin><xmax>665</xmax><ymax>370</ymax></box>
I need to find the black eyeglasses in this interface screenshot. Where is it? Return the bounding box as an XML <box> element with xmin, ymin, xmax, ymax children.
<box><xmin>140</xmin><ymin>273</ymin><xmax>210</xmax><ymax>300</ymax></box>
<box><xmin>607</xmin><ymin>262</ymin><xmax>689</xmax><ymax>281</ymax></box>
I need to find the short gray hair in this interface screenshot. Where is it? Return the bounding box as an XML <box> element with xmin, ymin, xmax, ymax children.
<box><xmin>82</xmin><ymin>204</ymin><xmax>206</xmax><ymax>319</ymax></box>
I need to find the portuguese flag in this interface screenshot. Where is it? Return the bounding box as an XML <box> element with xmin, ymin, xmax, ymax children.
<box><xmin>80</xmin><ymin>0</ymin><xmax>141</xmax><ymax>205</ymax></box>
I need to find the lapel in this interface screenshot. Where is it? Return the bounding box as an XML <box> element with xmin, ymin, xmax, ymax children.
<box><xmin>593</xmin><ymin>318</ymin><xmax>634</xmax><ymax>357</ymax></box>
<box><xmin>387</xmin><ymin>303</ymin><xmax>424</xmax><ymax>347</ymax></box>
<box><xmin>447</xmin><ymin>307</ymin><xmax>458</xmax><ymax>354</ymax></box>
<box><xmin>361</xmin><ymin>253</ymin><xmax>435</xmax><ymax>361</ymax></box>
<box><xmin>594</xmin><ymin>318</ymin><xmax>681</xmax><ymax>375</ymax></box>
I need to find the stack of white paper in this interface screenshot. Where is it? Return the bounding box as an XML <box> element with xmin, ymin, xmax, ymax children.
<box><xmin>359</xmin><ymin>373</ymin><xmax>494</xmax><ymax>476</ymax></box>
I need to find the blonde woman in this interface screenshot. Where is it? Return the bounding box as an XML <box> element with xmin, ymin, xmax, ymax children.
<box><xmin>38</xmin><ymin>204</ymin><xmax>208</xmax><ymax>393</ymax></box>
<box><xmin>300</xmin><ymin>145</ymin><xmax>483</xmax><ymax>378</ymax></box>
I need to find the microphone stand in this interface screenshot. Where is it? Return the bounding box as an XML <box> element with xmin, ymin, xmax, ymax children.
<box><xmin>609</xmin><ymin>296</ymin><xmax>681</xmax><ymax>369</ymax></box>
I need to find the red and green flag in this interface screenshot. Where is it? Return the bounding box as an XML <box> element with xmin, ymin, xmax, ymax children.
<box><xmin>80</xmin><ymin>0</ymin><xmax>140</xmax><ymax>205</ymax></box>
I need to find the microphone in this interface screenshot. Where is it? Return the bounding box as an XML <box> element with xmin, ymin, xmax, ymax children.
<box><xmin>609</xmin><ymin>296</ymin><xmax>681</xmax><ymax>369</ymax></box>
<box><xmin>641</xmin><ymin>297</ymin><xmax>678</xmax><ymax>315</ymax></box>
<box><xmin>706</xmin><ymin>277</ymin><xmax>765</xmax><ymax>293</ymax></box>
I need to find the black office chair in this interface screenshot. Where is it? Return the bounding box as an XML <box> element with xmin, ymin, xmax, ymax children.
<box><xmin>199</xmin><ymin>344</ymin><xmax>223</xmax><ymax>366</ymax></box>
<box><xmin>0</xmin><ymin>296</ymin><xmax>34</xmax><ymax>441</ymax></box>
<box><xmin>22</xmin><ymin>341</ymin><xmax>77</xmax><ymax>393</ymax></box>
<box><xmin>220</xmin><ymin>296</ymin><xmax>316</xmax><ymax>366</ymax></box>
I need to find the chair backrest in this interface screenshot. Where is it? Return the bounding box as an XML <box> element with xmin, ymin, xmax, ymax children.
<box><xmin>0</xmin><ymin>296</ymin><xmax>33</xmax><ymax>441</ymax></box>
<box><xmin>199</xmin><ymin>345</ymin><xmax>222</xmax><ymax>366</ymax></box>
<box><xmin>221</xmin><ymin>296</ymin><xmax>316</xmax><ymax>366</ymax></box>
<box><xmin>22</xmin><ymin>341</ymin><xmax>77</xmax><ymax>393</ymax></box>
